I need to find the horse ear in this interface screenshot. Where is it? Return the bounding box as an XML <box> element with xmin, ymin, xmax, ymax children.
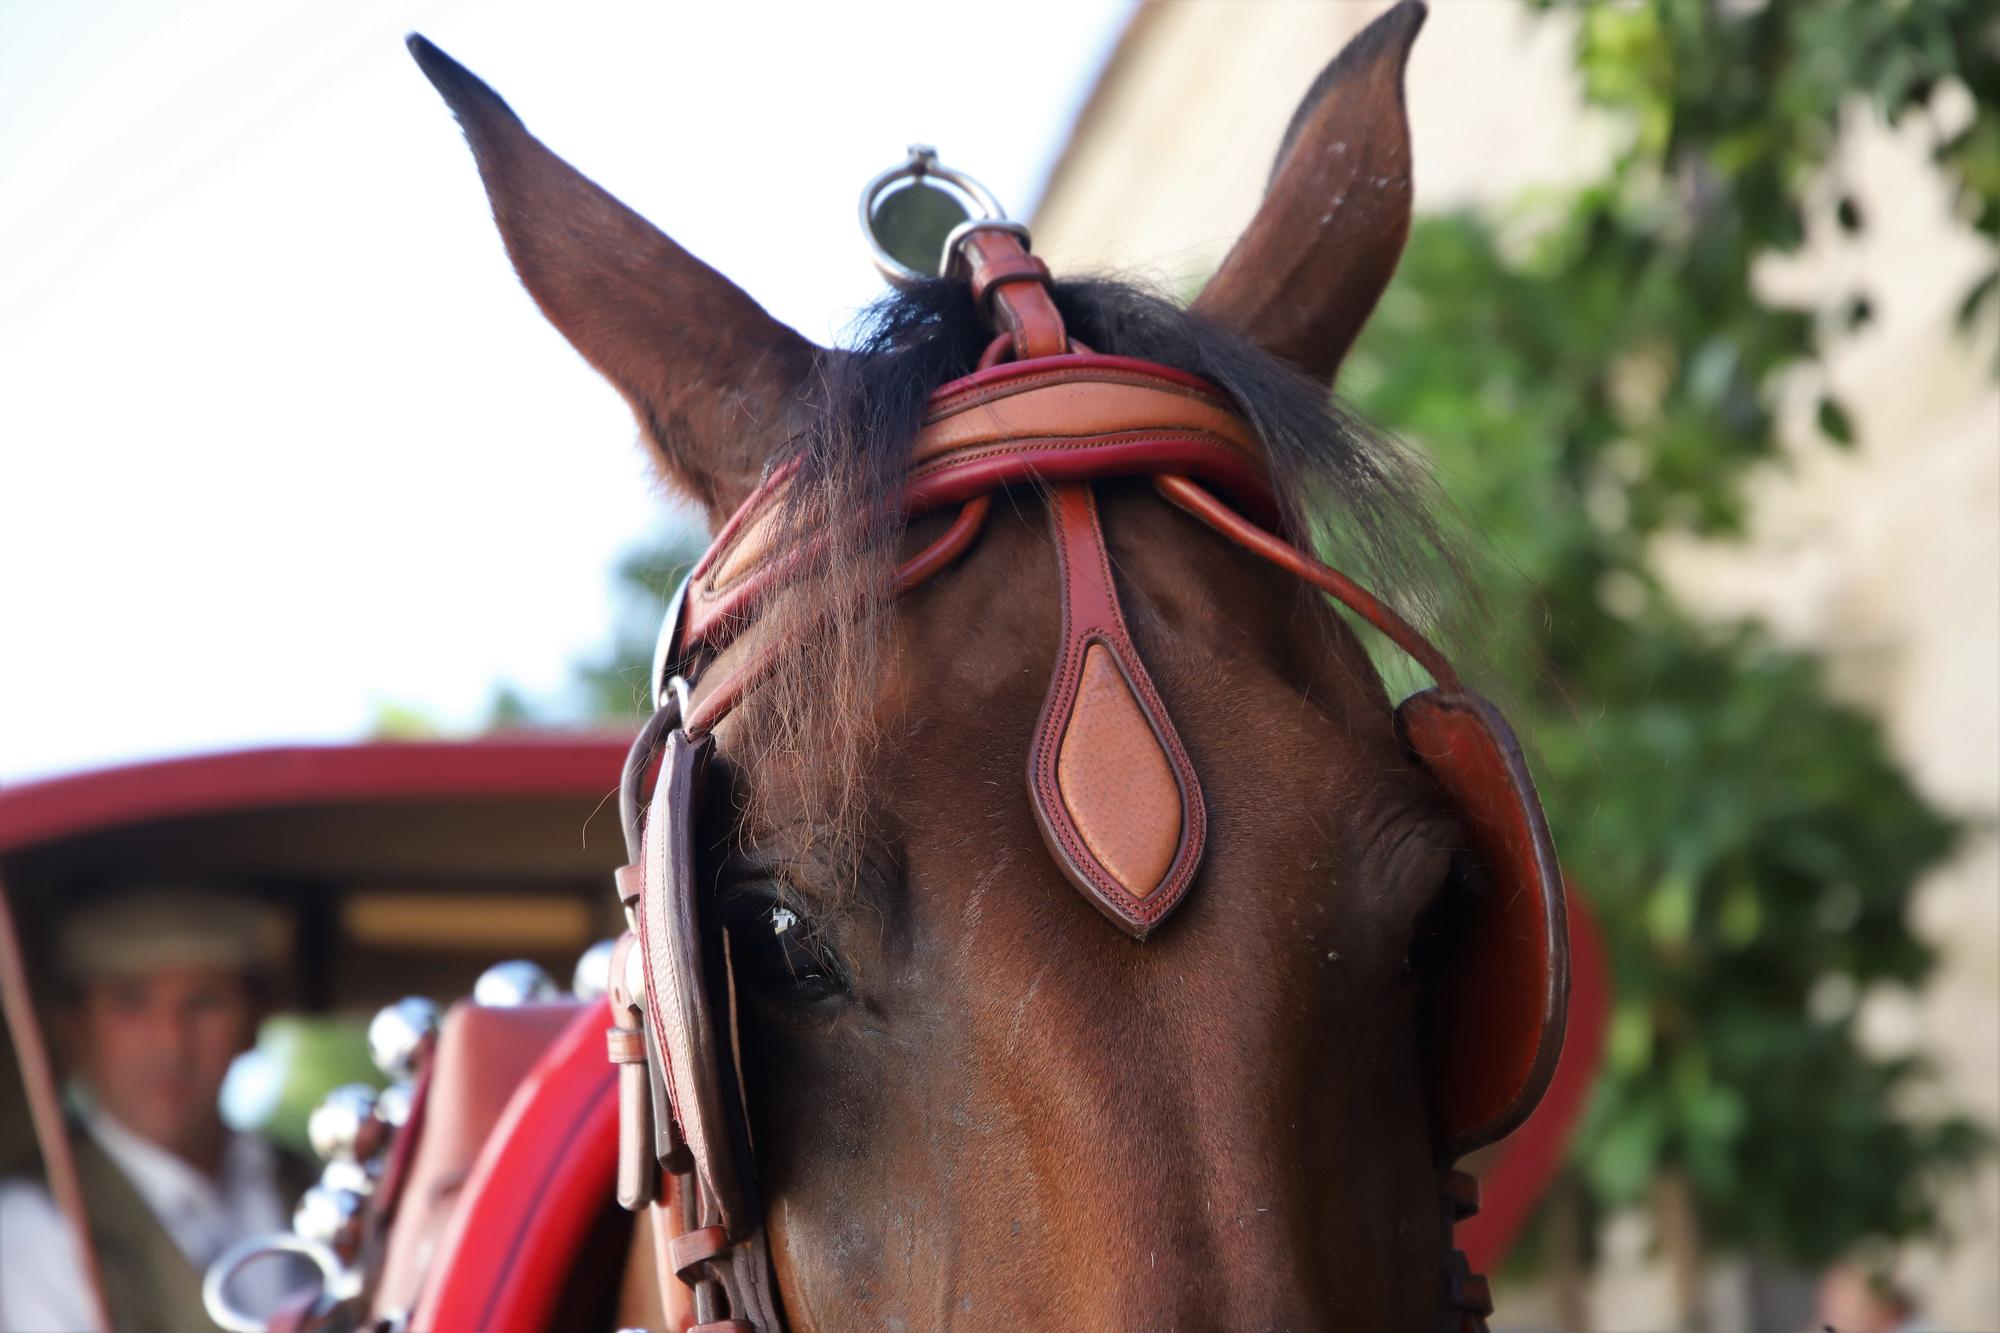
<box><xmin>408</xmin><ymin>35</ymin><xmax>830</xmax><ymax>523</ymax></box>
<box><xmin>1191</xmin><ymin>1</ymin><xmax>1425</xmax><ymax>386</ymax></box>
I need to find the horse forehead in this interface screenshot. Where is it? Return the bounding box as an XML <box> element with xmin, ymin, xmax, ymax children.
<box><xmin>874</xmin><ymin>496</ymin><xmax>1440</xmax><ymax>937</ymax></box>
<box><xmin>883</xmin><ymin>490</ymin><xmax>1405</xmax><ymax>771</ymax></box>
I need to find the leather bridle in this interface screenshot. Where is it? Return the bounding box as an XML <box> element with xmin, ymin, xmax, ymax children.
<box><xmin>609</xmin><ymin>226</ymin><xmax>1566</xmax><ymax>1333</ymax></box>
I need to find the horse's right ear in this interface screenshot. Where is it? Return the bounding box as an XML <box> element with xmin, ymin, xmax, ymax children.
<box><xmin>408</xmin><ymin>35</ymin><xmax>831</xmax><ymax>524</ymax></box>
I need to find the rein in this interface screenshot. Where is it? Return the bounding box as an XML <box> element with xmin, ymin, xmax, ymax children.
<box><xmin>611</xmin><ymin>223</ymin><xmax>1563</xmax><ymax>1332</ymax></box>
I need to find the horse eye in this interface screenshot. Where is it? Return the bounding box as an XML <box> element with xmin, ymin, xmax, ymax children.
<box><xmin>725</xmin><ymin>896</ymin><xmax>849</xmax><ymax>1006</ymax></box>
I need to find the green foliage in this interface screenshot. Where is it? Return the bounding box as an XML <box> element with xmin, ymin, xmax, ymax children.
<box><xmin>571</xmin><ymin>530</ymin><xmax>704</xmax><ymax>723</ymax></box>
<box><xmin>483</xmin><ymin>525</ymin><xmax>698</xmax><ymax>732</ymax></box>
<box><xmin>1343</xmin><ymin>0</ymin><xmax>1994</xmax><ymax>1267</ymax></box>
<box><xmin>368</xmin><ymin>699</ymin><xmax>446</xmax><ymax>739</ymax></box>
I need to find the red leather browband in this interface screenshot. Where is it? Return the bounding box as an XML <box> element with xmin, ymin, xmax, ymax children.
<box><xmin>670</xmin><ymin>355</ymin><xmax>1279</xmax><ymax>666</ymax></box>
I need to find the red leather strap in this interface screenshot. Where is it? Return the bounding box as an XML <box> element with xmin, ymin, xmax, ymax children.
<box><xmin>894</xmin><ymin>496</ymin><xmax>991</xmax><ymax>593</ymax></box>
<box><xmin>674</xmin><ymin>359</ymin><xmax>1281</xmax><ymax>666</ymax></box>
<box><xmin>669</xmin><ymin>1224</ymin><xmax>732</xmax><ymax>1282</ymax></box>
<box><xmin>951</xmin><ymin>228</ymin><xmax>1066</xmax><ymax>360</ymax></box>
<box><xmin>1028</xmin><ymin>484</ymin><xmax>1205</xmax><ymax>937</ymax></box>
<box><xmin>1152</xmin><ymin>473</ymin><xmax>1462</xmax><ymax>693</ymax></box>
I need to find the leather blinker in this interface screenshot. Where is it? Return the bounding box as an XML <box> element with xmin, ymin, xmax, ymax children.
<box><xmin>1395</xmin><ymin>688</ymin><xmax>1568</xmax><ymax>1161</ymax></box>
<box><xmin>637</xmin><ymin>729</ymin><xmax>753</xmax><ymax>1237</ymax></box>
<box><xmin>1030</xmin><ymin>484</ymin><xmax>1205</xmax><ymax>938</ymax></box>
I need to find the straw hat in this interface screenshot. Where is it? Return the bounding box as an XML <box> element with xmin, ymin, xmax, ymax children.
<box><xmin>57</xmin><ymin>882</ymin><xmax>291</xmax><ymax>982</ymax></box>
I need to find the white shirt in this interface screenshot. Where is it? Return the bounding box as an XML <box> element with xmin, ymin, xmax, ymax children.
<box><xmin>0</xmin><ymin>1107</ymin><xmax>297</xmax><ymax>1332</ymax></box>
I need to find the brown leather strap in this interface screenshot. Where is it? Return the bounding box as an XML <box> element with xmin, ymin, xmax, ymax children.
<box><xmin>609</xmin><ymin>935</ymin><xmax>658</xmax><ymax>1213</ymax></box>
<box><xmin>1441</xmin><ymin>1168</ymin><xmax>1481</xmax><ymax>1221</ymax></box>
<box><xmin>1152</xmin><ymin>472</ymin><xmax>1462</xmax><ymax>693</ymax></box>
<box><xmin>1028</xmin><ymin>484</ymin><xmax>1205</xmax><ymax>937</ymax></box>
<box><xmin>1445</xmin><ymin>1249</ymin><xmax>1494</xmax><ymax>1316</ymax></box>
<box><xmin>0</xmin><ymin>873</ymin><xmax>114</xmax><ymax>1333</ymax></box>
<box><xmin>615</xmin><ymin>862</ymin><xmax>645</xmax><ymax>915</ymax></box>
<box><xmin>669</xmin><ymin>1224</ymin><xmax>733</xmax><ymax>1282</ymax></box>
<box><xmin>950</xmin><ymin>228</ymin><xmax>1066</xmax><ymax>360</ymax></box>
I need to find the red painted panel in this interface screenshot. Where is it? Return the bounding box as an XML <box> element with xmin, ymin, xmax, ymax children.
<box><xmin>0</xmin><ymin>739</ymin><xmax>629</xmax><ymax>854</ymax></box>
<box><xmin>412</xmin><ymin>1001</ymin><xmax>619</xmax><ymax>1333</ymax></box>
<box><xmin>1458</xmin><ymin>888</ymin><xmax>1612</xmax><ymax>1273</ymax></box>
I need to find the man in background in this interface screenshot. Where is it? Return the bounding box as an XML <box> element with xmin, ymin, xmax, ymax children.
<box><xmin>0</xmin><ymin>884</ymin><xmax>307</xmax><ymax>1331</ymax></box>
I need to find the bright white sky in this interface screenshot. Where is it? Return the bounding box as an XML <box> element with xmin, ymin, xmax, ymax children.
<box><xmin>0</xmin><ymin>0</ymin><xmax>1129</xmax><ymax>782</ymax></box>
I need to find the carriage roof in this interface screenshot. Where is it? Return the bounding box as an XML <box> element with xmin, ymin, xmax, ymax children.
<box><xmin>0</xmin><ymin>739</ymin><xmax>630</xmax><ymax>1177</ymax></box>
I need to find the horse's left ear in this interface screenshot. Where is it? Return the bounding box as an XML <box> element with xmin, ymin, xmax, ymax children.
<box><xmin>1191</xmin><ymin>1</ymin><xmax>1425</xmax><ymax>386</ymax></box>
<box><xmin>408</xmin><ymin>35</ymin><xmax>832</xmax><ymax>525</ymax></box>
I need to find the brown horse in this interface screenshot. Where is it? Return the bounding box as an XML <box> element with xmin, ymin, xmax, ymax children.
<box><xmin>414</xmin><ymin>4</ymin><xmax>1561</xmax><ymax>1328</ymax></box>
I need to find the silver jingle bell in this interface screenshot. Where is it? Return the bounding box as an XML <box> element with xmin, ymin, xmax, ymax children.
<box><xmin>375</xmin><ymin>1081</ymin><xmax>416</xmax><ymax>1131</ymax></box>
<box><xmin>367</xmin><ymin>996</ymin><xmax>441</xmax><ymax>1083</ymax></box>
<box><xmin>308</xmin><ymin>1084</ymin><xmax>386</xmax><ymax>1164</ymax></box>
<box><xmin>292</xmin><ymin>1183</ymin><xmax>364</xmax><ymax>1256</ymax></box>
<box><xmin>319</xmin><ymin>1157</ymin><xmax>379</xmax><ymax>1198</ymax></box>
<box><xmin>571</xmin><ymin>938</ymin><xmax>617</xmax><ymax>1001</ymax></box>
<box><xmin>473</xmin><ymin>959</ymin><xmax>560</xmax><ymax>1008</ymax></box>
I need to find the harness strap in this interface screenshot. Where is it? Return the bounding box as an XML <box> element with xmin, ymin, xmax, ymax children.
<box><xmin>951</xmin><ymin>226</ymin><xmax>1066</xmax><ymax>359</ymax></box>
<box><xmin>0</xmin><ymin>873</ymin><xmax>115</xmax><ymax>1332</ymax></box>
<box><xmin>1152</xmin><ymin>473</ymin><xmax>1463</xmax><ymax>693</ymax></box>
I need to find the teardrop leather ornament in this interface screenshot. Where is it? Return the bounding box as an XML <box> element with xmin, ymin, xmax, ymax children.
<box><xmin>1029</xmin><ymin>483</ymin><xmax>1205</xmax><ymax>938</ymax></box>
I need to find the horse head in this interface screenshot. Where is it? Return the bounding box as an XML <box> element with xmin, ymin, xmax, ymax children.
<box><xmin>412</xmin><ymin>5</ymin><xmax>1564</xmax><ymax>1327</ymax></box>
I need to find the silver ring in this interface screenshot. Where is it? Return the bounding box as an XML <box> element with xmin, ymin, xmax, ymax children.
<box><xmin>652</xmin><ymin>570</ymin><xmax>693</xmax><ymax>708</ymax></box>
<box><xmin>202</xmin><ymin>1234</ymin><xmax>350</xmax><ymax>1333</ymax></box>
<box><xmin>860</xmin><ymin>145</ymin><xmax>1009</xmax><ymax>288</ymax></box>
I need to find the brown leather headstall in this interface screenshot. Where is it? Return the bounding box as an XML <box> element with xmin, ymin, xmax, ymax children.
<box><xmin>608</xmin><ymin>228</ymin><xmax>1566</xmax><ymax>1332</ymax></box>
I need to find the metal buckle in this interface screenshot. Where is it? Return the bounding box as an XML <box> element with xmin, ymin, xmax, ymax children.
<box><xmin>939</xmin><ymin>218</ymin><xmax>1036</xmax><ymax>287</ymax></box>
<box><xmin>651</xmin><ymin>570</ymin><xmax>695</xmax><ymax>709</ymax></box>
